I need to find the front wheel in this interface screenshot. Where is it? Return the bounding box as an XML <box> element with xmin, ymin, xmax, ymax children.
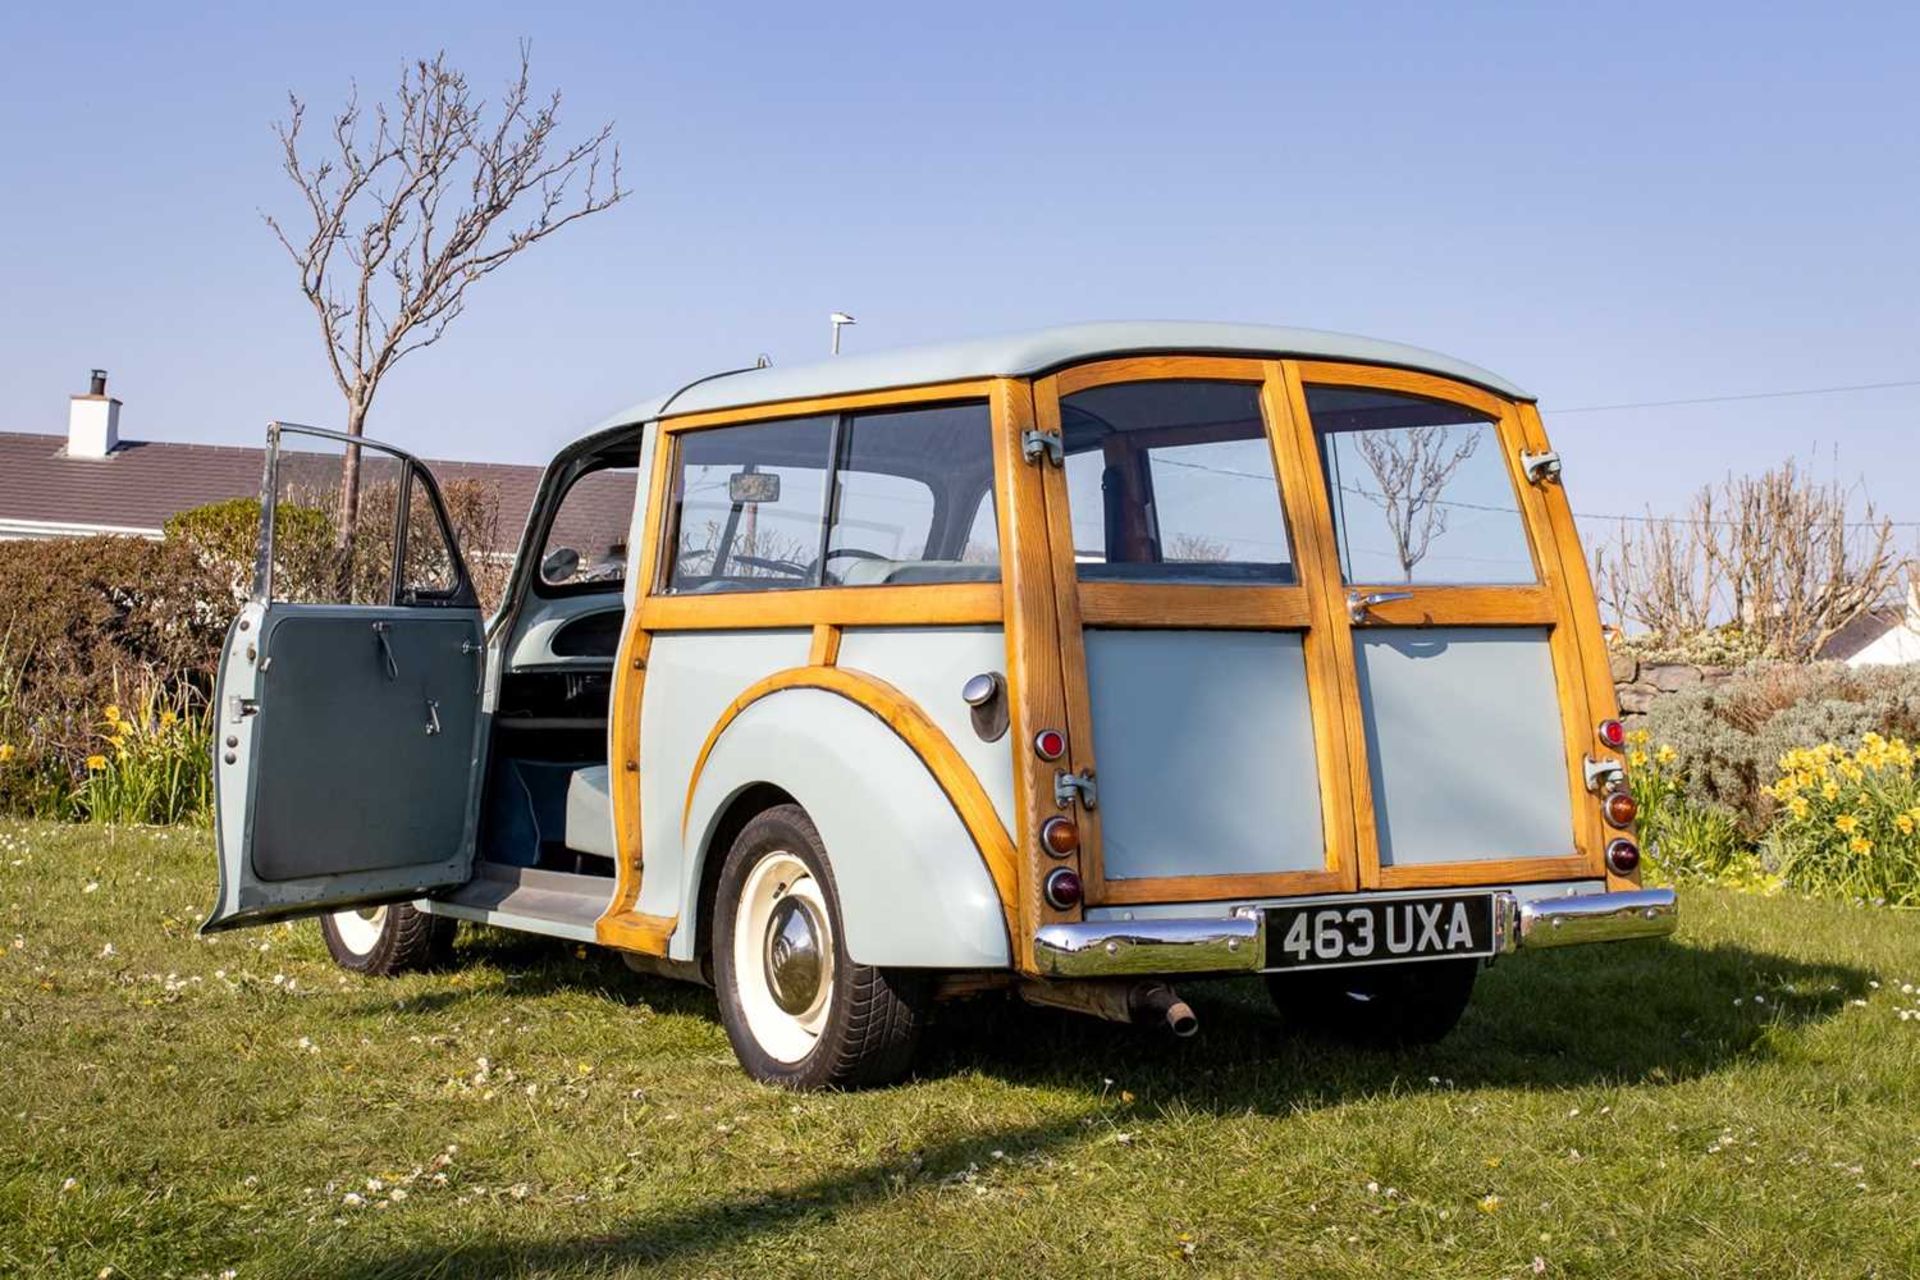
<box><xmin>714</xmin><ymin>804</ymin><xmax>928</xmax><ymax>1090</ymax></box>
<box><xmin>320</xmin><ymin>902</ymin><xmax>456</xmax><ymax>975</ymax></box>
<box><xmin>1266</xmin><ymin>958</ymin><xmax>1479</xmax><ymax>1047</ymax></box>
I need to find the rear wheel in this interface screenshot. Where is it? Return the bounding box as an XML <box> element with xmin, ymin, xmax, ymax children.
<box><xmin>320</xmin><ymin>903</ymin><xmax>457</xmax><ymax>975</ymax></box>
<box><xmin>1266</xmin><ymin>958</ymin><xmax>1479</xmax><ymax>1047</ymax></box>
<box><xmin>714</xmin><ymin>804</ymin><xmax>928</xmax><ymax>1090</ymax></box>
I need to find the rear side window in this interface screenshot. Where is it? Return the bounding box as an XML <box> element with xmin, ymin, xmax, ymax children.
<box><xmin>1059</xmin><ymin>380</ymin><xmax>1294</xmax><ymax>583</ymax></box>
<box><xmin>1307</xmin><ymin>387</ymin><xmax>1535</xmax><ymax>585</ymax></box>
<box><xmin>663</xmin><ymin>402</ymin><xmax>997</xmax><ymax>594</ymax></box>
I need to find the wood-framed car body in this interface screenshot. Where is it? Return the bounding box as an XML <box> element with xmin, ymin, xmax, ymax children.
<box><xmin>204</xmin><ymin>322</ymin><xmax>1676</xmax><ymax>1019</ymax></box>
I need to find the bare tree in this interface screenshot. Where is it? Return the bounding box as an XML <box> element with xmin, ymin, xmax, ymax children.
<box><xmin>264</xmin><ymin>45</ymin><xmax>625</xmax><ymax>546</ymax></box>
<box><xmin>1352</xmin><ymin>426</ymin><xmax>1481</xmax><ymax>580</ymax></box>
<box><xmin>1594</xmin><ymin>458</ymin><xmax>1906</xmax><ymax>660</ymax></box>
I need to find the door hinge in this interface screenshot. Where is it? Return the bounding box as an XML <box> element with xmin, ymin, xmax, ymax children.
<box><xmin>1054</xmin><ymin>767</ymin><xmax>1098</xmax><ymax>810</ymax></box>
<box><xmin>1520</xmin><ymin>448</ymin><xmax>1563</xmax><ymax>485</ymax></box>
<box><xmin>1583</xmin><ymin>755</ymin><xmax>1626</xmax><ymax>793</ymax></box>
<box><xmin>226</xmin><ymin>696</ymin><xmax>258</xmax><ymax>724</ymax></box>
<box><xmin>1021</xmin><ymin>429</ymin><xmax>1064</xmax><ymax>467</ymax></box>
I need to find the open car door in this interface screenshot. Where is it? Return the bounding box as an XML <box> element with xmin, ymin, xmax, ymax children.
<box><xmin>202</xmin><ymin>424</ymin><xmax>488</xmax><ymax>931</ymax></box>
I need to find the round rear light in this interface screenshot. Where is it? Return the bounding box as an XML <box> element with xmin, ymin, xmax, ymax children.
<box><xmin>1033</xmin><ymin>728</ymin><xmax>1067</xmax><ymax>761</ymax></box>
<box><xmin>1598</xmin><ymin>719</ymin><xmax>1627</xmax><ymax>750</ymax></box>
<box><xmin>1603</xmin><ymin>789</ymin><xmax>1638</xmax><ymax>828</ymax></box>
<box><xmin>1040</xmin><ymin>816</ymin><xmax>1080</xmax><ymax>858</ymax></box>
<box><xmin>1044</xmin><ymin>867</ymin><xmax>1083</xmax><ymax>910</ymax></box>
<box><xmin>1605</xmin><ymin>837</ymin><xmax>1641</xmax><ymax>875</ymax></box>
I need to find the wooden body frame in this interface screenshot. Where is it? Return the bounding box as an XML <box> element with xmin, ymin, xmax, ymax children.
<box><xmin>592</xmin><ymin>358</ymin><xmax>1627</xmax><ymax>968</ymax></box>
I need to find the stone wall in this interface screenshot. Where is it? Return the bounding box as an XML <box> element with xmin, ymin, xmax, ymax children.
<box><xmin>1609</xmin><ymin>653</ymin><xmax>1737</xmax><ymax>719</ymax></box>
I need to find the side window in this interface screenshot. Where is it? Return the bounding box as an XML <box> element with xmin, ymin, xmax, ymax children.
<box><xmin>662</xmin><ymin>402</ymin><xmax>998</xmax><ymax>594</ymax></box>
<box><xmin>826</xmin><ymin>403</ymin><xmax>998</xmax><ymax>585</ymax></box>
<box><xmin>1307</xmin><ymin>386</ymin><xmax>1534</xmax><ymax>584</ymax></box>
<box><xmin>665</xmin><ymin>417</ymin><xmax>833</xmax><ymax>593</ymax></box>
<box><xmin>539</xmin><ymin>464</ymin><xmax>641</xmax><ymax>592</ymax></box>
<box><xmin>1059</xmin><ymin>380</ymin><xmax>1294</xmax><ymax>583</ymax></box>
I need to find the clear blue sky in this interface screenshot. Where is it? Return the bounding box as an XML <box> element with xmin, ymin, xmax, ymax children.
<box><xmin>3</xmin><ymin>2</ymin><xmax>1916</xmax><ymax>535</ymax></box>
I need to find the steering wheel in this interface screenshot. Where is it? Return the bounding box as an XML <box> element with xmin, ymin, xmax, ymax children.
<box><xmin>817</xmin><ymin>546</ymin><xmax>888</xmax><ymax>584</ymax></box>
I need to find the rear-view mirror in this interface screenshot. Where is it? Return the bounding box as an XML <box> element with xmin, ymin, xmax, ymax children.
<box><xmin>728</xmin><ymin>471</ymin><xmax>780</xmax><ymax>504</ymax></box>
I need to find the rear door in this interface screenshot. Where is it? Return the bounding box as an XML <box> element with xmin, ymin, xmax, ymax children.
<box><xmin>1030</xmin><ymin>358</ymin><xmax>1361</xmax><ymax>906</ymax></box>
<box><xmin>1287</xmin><ymin>364</ymin><xmax>1601</xmax><ymax>889</ymax></box>
<box><xmin>202</xmin><ymin>424</ymin><xmax>488</xmax><ymax>931</ymax></box>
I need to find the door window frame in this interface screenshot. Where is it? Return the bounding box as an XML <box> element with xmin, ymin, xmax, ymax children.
<box><xmin>252</xmin><ymin>422</ymin><xmax>478</xmax><ymax>610</ymax></box>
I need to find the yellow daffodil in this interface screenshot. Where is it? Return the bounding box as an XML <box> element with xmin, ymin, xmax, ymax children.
<box><xmin>1834</xmin><ymin>814</ymin><xmax>1860</xmax><ymax>834</ymax></box>
<box><xmin>159</xmin><ymin>710</ymin><xmax>177</xmax><ymax>727</ymax></box>
<box><xmin>1823</xmin><ymin>782</ymin><xmax>1840</xmax><ymax>801</ymax></box>
<box><xmin>85</xmin><ymin>755</ymin><xmax>108</xmax><ymax>772</ymax></box>
<box><xmin>1655</xmin><ymin>744</ymin><xmax>1677</xmax><ymax>765</ymax></box>
<box><xmin>1788</xmin><ymin>797</ymin><xmax>1809</xmax><ymax>820</ymax></box>
<box><xmin>1850</xmin><ymin>835</ymin><xmax>1873</xmax><ymax>855</ymax></box>
<box><xmin>103</xmin><ymin>705</ymin><xmax>121</xmax><ymax>723</ymax></box>
<box><xmin>1629</xmin><ymin>749</ymin><xmax>1648</xmax><ymax>769</ymax></box>
<box><xmin>1896</xmin><ymin>814</ymin><xmax>1914</xmax><ymax>836</ymax></box>
<box><xmin>0</xmin><ymin>743</ymin><xmax>15</xmax><ymax>763</ymax></box>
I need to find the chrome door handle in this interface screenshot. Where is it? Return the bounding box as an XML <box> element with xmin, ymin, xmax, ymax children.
<box><xmin>372</xmin><ymin>621</ymin><xmax>399</xmax><ymax>680</ymax></box>
<box><xmin>424</xmin><ymin>697</ymin><xmax>442</xmax><ymax>736</ymax></box>
<box><xmin>1346</xmin><ymin>590</ymin><xmax>1414</xmax><ymax>624</ymax></box>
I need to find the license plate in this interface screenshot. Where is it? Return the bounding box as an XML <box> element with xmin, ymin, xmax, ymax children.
<box><xmin>1264</xmin><ymin>894</ymin><xmax>1495</xmax><ymax>971</ymax></box>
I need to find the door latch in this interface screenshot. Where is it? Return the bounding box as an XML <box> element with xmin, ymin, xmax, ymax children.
<box><xmin>424</xmin><ymin>698</ymin><xmax>442</xmax><ymax>736</ymax></box>
<box><xmin>1054</xmin><ymin>767</ymin><xmax>1098</xmax><ymax>810</ymax></box>
<box><xmin>1346</xmin><ymin>590</ymin><xmax>1414</xmax><ymax>624</ymax></box>
<box><xmin>226</xmin><ymin>696</ymin><xmax>258</xmax><ymax>725</ymax></box>
<box><xmin>1021</xmin><ymin>429</ymin><xmax>1064</xmax><ymax>467</ymax></box>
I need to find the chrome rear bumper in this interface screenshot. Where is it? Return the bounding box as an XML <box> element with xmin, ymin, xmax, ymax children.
<box><xmin>1031</xmin><ymin>887</ymin><xmax>1678</xmax><ymax>979</ymax></box>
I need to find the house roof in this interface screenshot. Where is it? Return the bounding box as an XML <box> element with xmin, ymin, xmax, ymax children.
<box><xmin>0</xmin><ymin>430</ymin><xmax>606</xmax><ymax>554</ymax></box>
<box><xmin>594</xmin><ymin>320</ymin><xmax>1532</xmax><ymax>432</ymax></box>
<box><xmin>1818</xmin><ymin>604</ymin><xmax>1909</xmax><ymax>662</ymax></box>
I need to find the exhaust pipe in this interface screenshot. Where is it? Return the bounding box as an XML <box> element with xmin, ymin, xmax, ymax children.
<box><xmin>1018</xmin><ymin>978</ymin><xmax>1199</xmax><ymax>1037</ymax></box>
<box><xmin>1129</xmin><ymin>981</ymin><xmax>1199</xmax><ymax>1038</ymax></box>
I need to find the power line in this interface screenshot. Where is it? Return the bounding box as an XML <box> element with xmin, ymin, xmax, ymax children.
<box><xmin>1551</xmin><ymin>378</ymin><xmax>1920</xmax><ymax>415</ymax></box>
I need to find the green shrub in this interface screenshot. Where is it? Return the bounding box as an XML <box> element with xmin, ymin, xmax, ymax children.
<box><xmin>1642</xmin><ymin>662</ymin><xmax>1920</xmax><ymax>836</ymax></box>
<box><xmin>0</xmin><ymin>535</ymin><xmax>227</xmax><ymax>818</ymax></box>
<box><xmin>1624</xmin><ymin>729</ymin><xmax>1765</xmax><ymax>885</ymax></box>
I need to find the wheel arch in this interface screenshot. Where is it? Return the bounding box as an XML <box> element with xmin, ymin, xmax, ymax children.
<box><xmin>677</xmin><ymin>670</ymin><xmax>1015</xmax><ymax>970</ymax></box>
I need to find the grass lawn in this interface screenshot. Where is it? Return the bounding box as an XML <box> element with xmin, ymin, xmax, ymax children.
<box><xmin>2</xmin><ymin>822</ymin><xmax>1918</xmax><ymax>1279</ymax></box>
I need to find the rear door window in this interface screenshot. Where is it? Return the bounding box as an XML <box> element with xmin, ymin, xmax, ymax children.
<box><xmin>1308</xmin><ymin>386</ymin><xmax>1535</xmax><ymax>584</ymax></box>
<box><xmin>1059</xmin><ymin>379</ymin><xmax>1294</xmax><ymax>583</ymax></box>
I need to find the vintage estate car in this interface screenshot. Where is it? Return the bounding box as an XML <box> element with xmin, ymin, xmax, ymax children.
<box><xmin>203</xmin><ymin>321</ymin><xmax>1678</xmax><ymax>1088</ymax></box>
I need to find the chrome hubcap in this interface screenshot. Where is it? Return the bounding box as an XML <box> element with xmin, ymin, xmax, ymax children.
<box><xmin>764</xmin><ymin>894</ymin><xmax>825</xmax><ymax>1016</ymax></box>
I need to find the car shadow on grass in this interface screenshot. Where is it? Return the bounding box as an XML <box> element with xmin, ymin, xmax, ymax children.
<box><xmin>915</xmin><ymin>935</ymin><xmax>1874</xmax><ymax>1104</ymax></box>
<box><xmin>324</xmin><ymin>933</ymin><xmax>1871</xmax><ymax>1279</ymax></box>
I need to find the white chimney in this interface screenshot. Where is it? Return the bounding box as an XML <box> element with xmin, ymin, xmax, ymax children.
<box><xmin>68</xmin><ymin>368</ymin><xmax>121</xmax><ymax>459</ymax></box>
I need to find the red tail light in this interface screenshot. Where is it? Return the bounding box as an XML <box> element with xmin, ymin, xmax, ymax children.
<box><xmin>1603</xmin><ymin>790</ymin><xmax>1638</xmax><ymax>828</ymax></box>
<box><xmin>1033</xmin><ymin>728</ymin><xmax>1067</xmax><ymax>761</ymax></box>
<box><xmin>1605</xmin><ymin>838</ymin><xmax>1640</xmax><ymax>875</ymax></box>
<box><xmin>1040</xmin><ymin>816</ymin><xmax>1080</xmax><ymax>857</ymax></box>
<box><xmin>1598</xmin><ymin>719</ymin><xmax>1627</xmax><ymax>750</ymax></box>
<box><xmin>1044</xmin><ymin>868</ymin><xmax>1083</xmax><ymax>909</ymax></box>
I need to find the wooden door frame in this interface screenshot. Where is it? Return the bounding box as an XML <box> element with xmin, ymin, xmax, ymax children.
<box><xmin>1029</xmin><ymin>355</ymin><xmax>1358</xmax><ymax>906</ymax></box>
<box><xmin>1287</xmin><ymin>360</ymin><xmax>1606</xmax><ymax>889</ymax></box>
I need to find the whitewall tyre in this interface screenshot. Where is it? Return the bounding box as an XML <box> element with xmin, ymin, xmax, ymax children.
<box><xmin>714</xmin><ymin>804</ymin><xmax>928</xmax><ymax>1090</ymax></box>
<box><xmin>320</xmin><ymin>902</ymin><xmax>457</xmax><ymax>975</ymax></box>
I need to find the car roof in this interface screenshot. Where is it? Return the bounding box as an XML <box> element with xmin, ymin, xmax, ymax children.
<box><xmin>592</xmin><ymin>320</ymin><xmax>1530</xmax><ymax>434</ymax></box>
